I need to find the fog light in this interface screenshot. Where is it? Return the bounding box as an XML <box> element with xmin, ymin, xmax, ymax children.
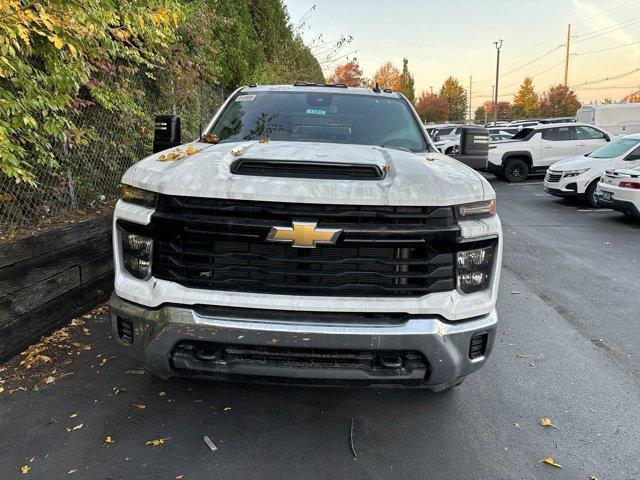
<box><xmin>457</xmin><ymin>246</ymin><xmax>494</xmax><ymax>293</ymax></box>
<box><xmin>121</xmin><ymin>230</ymin><xmax>153</xmax><ymax>279</ymax></box>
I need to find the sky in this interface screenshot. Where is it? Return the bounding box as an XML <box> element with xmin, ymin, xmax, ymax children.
<box><xmin>283</xmin><ymin>0</ymin><xmax>640</xmax><ymax>113</ymax></box>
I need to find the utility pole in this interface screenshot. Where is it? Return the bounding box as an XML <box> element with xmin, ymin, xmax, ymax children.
<box><xmin>493</xmin><ymin>38</ymin><xmax>504</xmax><ymax>126</ymax></box>
<box><xmin>430</xmin><ymin>85</ymin><xmax>433</xmax><ymax>94</ymax></box>
<box><xmin>564</xmin><ymin>24</ymin><xmax>571</xmax><ymax>86</ymax></box>
<box><xmin>469</xmin><ymin>75</ymin><xmax>472</xmax><ymax>123</ymax></box>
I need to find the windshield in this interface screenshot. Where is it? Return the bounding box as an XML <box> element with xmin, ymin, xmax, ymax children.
<box><xmin>207</xmin><ymin>91</ymin><xmax>427</xmax><ymax>152</ymax></box>
<box><xmin>588</xmin><ymin>138</ymin><xmax>640</xmax><ymax>158</ymax></box>
<box><xmin>510</xmin><ymin>128</ymin><xmax>533</xmax><ymax>140</ymax></box>
<box><xmin>436</xmin><ymin>127</ymin><xmax>454</xmax><ymax>136</ymax></box>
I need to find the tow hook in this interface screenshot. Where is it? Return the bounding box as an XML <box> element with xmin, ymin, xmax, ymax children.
<box><xmin>377</xmin><ymin>354</ymin><xmax>403</xmax><ymax>370</ymax></box>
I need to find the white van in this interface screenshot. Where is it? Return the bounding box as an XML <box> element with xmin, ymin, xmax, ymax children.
<box><xmin>576</xmin><ymin>103</ymin><xmax>640</xmax><ymax>136</ymax></box>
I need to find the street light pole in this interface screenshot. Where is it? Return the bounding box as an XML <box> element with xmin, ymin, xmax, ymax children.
<box><xmin>493</xmin><ymin>38</ymin><xmax>504</xmax><ymax>126</ymax></box>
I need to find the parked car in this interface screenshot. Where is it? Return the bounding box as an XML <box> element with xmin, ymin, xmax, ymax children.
<box><xmin>490</xmin><ymin>133</ymin><xmax>513</xmax><ymax>142</ymax></box>
<box><xmin>488</xmin><ymin>126</ymin><xmax>518</xmax><ymax>136</ymax></box>
<box><xmin>543</xmin><ymin>134</ymin><xmax>640</xmax><ymax>206</ymax></box>
<box><xmin>432</xmin><ymin>125</ymin><xmax>464</xmax><ymax>154</ymax></box>
<box><xmin>539</xmin><ymin>117</ymin><xmax>576</xmax><ymax>124</ymax></box>
<box><xmin>577</xmin><ymin>103</ymin><xmax>640</xmax><ymax>136</ymax></box>
<box><xmin>109</xmin><ymin>83</ymin><xmax>502</xmax><ymax>391</ymax></box>
<box><xmin>487</xmin><ymin>122</ymin><xmax>611</xmax><ymax>182</ymax></box>
<box><xmin>595</xmin><ymin>165</ymin><xmax>640</xmax><ymax>218</ymax></box>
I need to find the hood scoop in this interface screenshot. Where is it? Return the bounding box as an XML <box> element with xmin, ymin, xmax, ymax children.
<box><xmin>230</xmin><ymin>158</ymin><xmax>385</xmax><ymax>180</ymax></box>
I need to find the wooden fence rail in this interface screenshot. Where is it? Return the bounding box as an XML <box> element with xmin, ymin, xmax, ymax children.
<box><xmin>0</xmin><ymin>214</ymin><xmax>113</xmax><ymax>362</ymax></box>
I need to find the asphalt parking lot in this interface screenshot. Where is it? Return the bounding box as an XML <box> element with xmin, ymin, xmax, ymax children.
<box><xmin>1</xmin><ymin>176</ymin><xmax>639</xmax><ymax>480</ymax></box>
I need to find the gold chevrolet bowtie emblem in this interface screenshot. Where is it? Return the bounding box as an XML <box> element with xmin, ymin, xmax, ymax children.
<box><xmin>266</xmin><ymin>221</ymin><xmax>342</xmax><ymax>248</ymax></box>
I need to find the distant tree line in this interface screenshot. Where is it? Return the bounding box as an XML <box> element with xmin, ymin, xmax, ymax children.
<box><xmin>326</xmin><ymin>58</ymin><xmax>640</xmax><ymax>124</ymax></box>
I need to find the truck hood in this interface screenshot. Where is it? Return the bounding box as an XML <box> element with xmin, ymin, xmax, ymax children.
<box><xmin>550</xmin><ymin>154</ymin><xmax>614</xmax><ymax>171</ymax></box>
<box><xmin>122</xmin><ymin>140</ymin><xmax>490</xmax><ymax>206</ymax></box>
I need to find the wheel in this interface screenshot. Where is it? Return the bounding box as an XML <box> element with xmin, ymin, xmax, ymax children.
<box><xmin>584</xmin><ymin>181</ymin><xmax>600</xmax><ymax>208</ymax></box>
<box><xmin>503</xmin><ymin>158</ymin><xmax>529</xmax><ymax>183</ymax></box>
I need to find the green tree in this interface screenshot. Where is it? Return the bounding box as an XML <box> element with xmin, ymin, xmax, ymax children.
<box><xmin>439</xmin><ymin>77</ymin><xmax>467</xmax><ymax>121</ymax></box>
<box><xmin>511</xmin><ymin>77</ymin><xmax>539</xmax><ymax>119</ymax></box>
<box><xmin>398</xmin><ymin>58</ymin><xmax>415</xmax><ymax>103</ymax></box>
<box><xmin>539</xmin><ymin>84</ymin><xmax>581</xmax><ymax>117</ymax></box>
<box><xmin>474</xmin><ymin>106</ymin><xmax>486</xmax><ymax>123</ymax></box>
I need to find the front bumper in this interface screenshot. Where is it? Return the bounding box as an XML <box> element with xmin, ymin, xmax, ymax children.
<box><xmin>595</xmin><ymin>187</ymin><xmax>640</xmax><ymax>217</ymax></box>
<box><xmin>109</xmin><ymin>294</ymin><xmax>498</xmax><ymax>388</ymax></box>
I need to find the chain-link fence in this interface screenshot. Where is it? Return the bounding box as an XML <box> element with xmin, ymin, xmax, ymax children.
<box><xmin>0</xmin><ymin>78</ymin><xmax>225</xmax><ymax>234</ymax></box>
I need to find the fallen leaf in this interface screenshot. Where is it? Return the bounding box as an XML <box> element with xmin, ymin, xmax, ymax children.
<box><xmin>21</xmin><ymin>465</ymin><xmax>30</xmax><ymax>474</ymax></box>
<box><xmin>104</xmin><ymin>436</ymin><xmax>114</xmax><ymax>444</ymax></box>
<box><xmin>223</xmin><ymin>406</ymin><xmax>231</xmax><ymax>411</ymax></box>
<box><xmin>68</xmin><ymin>469</ymin><xmax>77</xmax><ymax>475</ymax></box>
<box><xmin>145</xmin><ymin>437</ymin><xmax>170</xmax><ymax>446</ymax></box>
<box><xmin>133</xmin><ymin>404</ymin><xmax>146</xmax><ymax>410</ymax></box>
<box><xmin>126</xmin><ymin>368</ymin><xmax>146</xmax><ymax>375</ymax></box>
<box><xmin>159</xmin><ymin>391</ymin><xmax>166</xmax><ymax>397</ymax></box>
<box><xmin>69</xmin><ymin>413</ymin><xmax>78</xmax><ymax>418</ymax></box>
<box><xmin>541</xmin><ymin>456</ymin><xmax>562</xmax><ymax>468</ymax></box>
<box><xmin>0</xmin><ymin>386</ymin><xmax>4</xmax><ymax>394</ymax></box>
<box><xmin>539</xmin><ymin>417</ymin><xmax>559</xmax><ymax>429</ymax></box>
<box><xmin>202</xmin><ymin>134</ymin><xmax>219</xmax><ymax>144</ymax></box>
<box><xmin>186</xmin><ymin>145</ymin><xmax>201</xmax><ymax>155</ymax></box>
<box><xmin>65</xmin><ymin>423</ymin><xmax>83</xmax><ymax>432</ymax></box>
<box><xmin>258</xmin><ymin>136</ymin><xmax>270</xmax><ymax>144</ymax></box>
<box><xmin>230</xmin><ymin>147</ymin><xmax>242</xmax><ymax>156</ymax></box>
<box><xmin>99</xmin><ymin>358</ymin><xmax>108</xmax><ymax>366</ymax></box>
<box><xmin>588</xmin><ymin>476</ymin><xmax>599</xmax><ymax>480</ymax></box>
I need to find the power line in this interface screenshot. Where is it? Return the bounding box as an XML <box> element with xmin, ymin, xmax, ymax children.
<box><xmin>573</xmin><ymin>40</ymin><xmax>640</xmax><ymax>56</ymax></box>
<box><xmin>571</xmin><ymin>67</ymin><xmax>640</xmax><ymax>87</ymax></box>
<box><xmin>572</xmin><ymin>17</ymin><xmax>640</xmax><ymax>44</ymax></box>
<box><xmin>472</xmin><ymin>28</ymin><xmax>565</xmax><ymax>85</ymax></box>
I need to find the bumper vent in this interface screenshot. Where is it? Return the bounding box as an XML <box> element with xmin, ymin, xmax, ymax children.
<box><xmin>117</xmin><ymin>317</ymin><xmax>134</xmax><ymax>344</ymax></box>
<box><xmin>231</xmin><ymin>159</ymin><xmax>385</xmax><ymax>180</ymax></box>
<box><xmin>469</xmin><ymin>332</ymin><xmax>488</xmax><ymax>359</ymax></box>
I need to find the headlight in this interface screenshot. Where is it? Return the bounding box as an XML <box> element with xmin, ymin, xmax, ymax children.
<box><xmin>457</xmin><ymin>245</ymin><xmax>494</xmax><ymax>294</ymax></box>
<box><xmin>456</xmin><ymin>200</ymin><xmax>496</xmax><ymax>220</ymax></box>
<box><xmin>121</xmin><ymin>229</ymin><xmax>153</xmax><ymax>279</ymax></box>
<box><xmin>121</xmin><ymin>184</ymin><xmax>157</xmax><ymax>208</ymax></box>
<box><xmin>561</xmin><ymin>168</ymin><xmax>589</xmax><ymax>178</ymax></box>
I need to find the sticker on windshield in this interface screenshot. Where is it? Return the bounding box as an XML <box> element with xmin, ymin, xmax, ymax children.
<box><xmin>236</xmin><ymin>95</ymin><xmax>256</xmax><ymax>102</ymax></box>
<box><xmin>305</xmin><ymin>108</ymin><xmax>326</xmax><ymax>115</ymax></box>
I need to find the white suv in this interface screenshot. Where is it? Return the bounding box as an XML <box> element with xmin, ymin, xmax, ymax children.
<box><xmin>487</xmin><ymin>122</ymin><xmax>611</xmax><ymax>182</ymax></box>
<box><xmin>544</xmin><ymin>134</ymin><xmax>640</xmax><ymax>207</ymax></box>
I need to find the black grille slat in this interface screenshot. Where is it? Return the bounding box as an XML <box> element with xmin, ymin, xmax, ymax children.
<box><xmin>231</xmin><ymin>159</ymin><xmax>385</xmax><ymax>180</ymax></box>
<box><xmin>150</xmin><ymin>195</ymin><xmax>459</xmax><ymax>297</ymax></box>
<box><xmin>545</xmin><ymin>172</ymin><xmax>563</xmax><ymax>183</ymax></box>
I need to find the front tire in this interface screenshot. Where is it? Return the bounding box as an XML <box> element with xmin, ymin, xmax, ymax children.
<box><xmin>585</xmin><ymin>181</ymin><xmax>600</xmax><ymax>208</ymax></box>
<box><xmin>503</xmin><ymin>158</ymin><xmax>529</xmax><ymax>183</ymax></box>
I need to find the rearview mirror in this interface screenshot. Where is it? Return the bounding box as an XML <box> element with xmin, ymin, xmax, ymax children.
<box><xmin>153</xmin><ymin>114</ymin><xmax>181</xmax><ymax>153</ymax></box>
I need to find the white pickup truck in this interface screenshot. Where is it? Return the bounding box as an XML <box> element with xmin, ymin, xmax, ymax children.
<box><xmin>487</xmin><ymin>122</ymin><xmax>611</xmax><ymax>182</ymax></box>
<box><xmin>109</xmin><ymin>84</ymin><xmax>502</xmax><ymax>391</ymax></box>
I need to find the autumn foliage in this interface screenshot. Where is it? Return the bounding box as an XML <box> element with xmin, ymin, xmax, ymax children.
<box><xmin>326</xmin><ymin>58</ymin><xmax>365</xmax><ymax>87</ymax></box>
<box><xmin>538</xmin><ymin>84</ymin><xmax>581</xmax><ymax>118</ymax></box>
<box><xmin>414</xmin><ymin>92</ymin><xmax>449</xmax><ymax>122</ymax></box>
